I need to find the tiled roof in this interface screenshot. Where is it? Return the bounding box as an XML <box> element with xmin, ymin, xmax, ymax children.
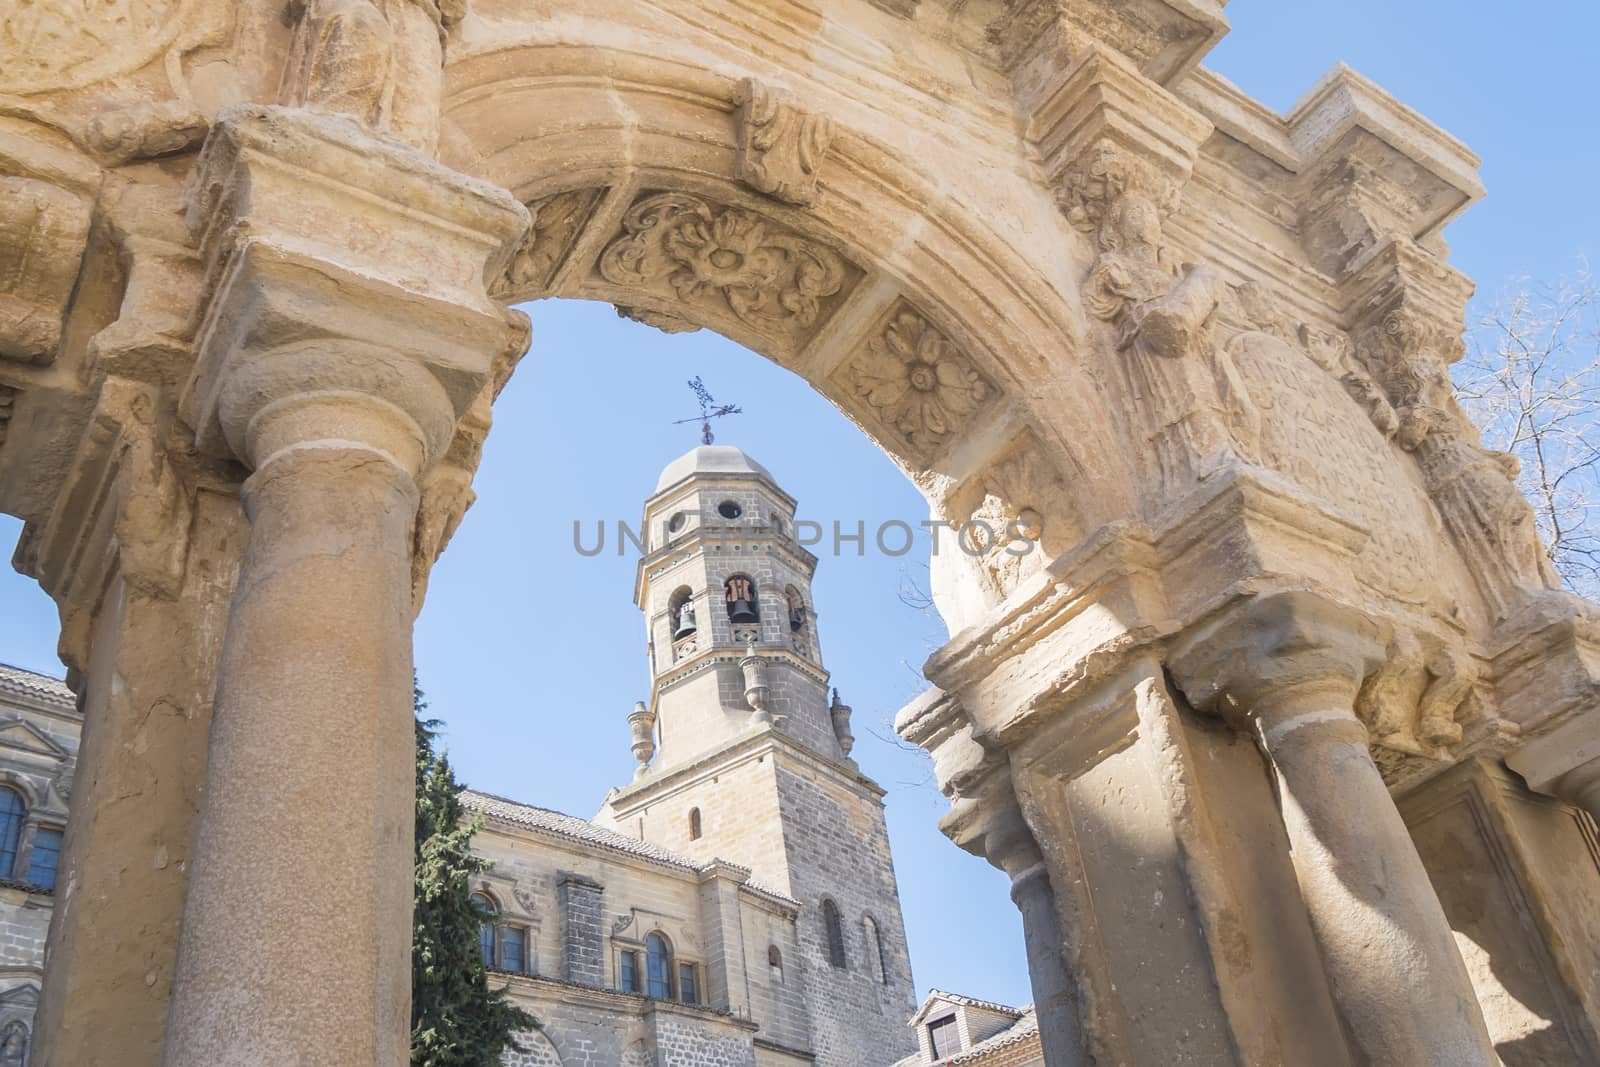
<box><xmin>0</xmin><ymin>663</ymin><xmax>75</xmax><ymax>712</ymax></box>
<box><xmin>948</xmin><ymin>1008</ymin><xmax>1039</xmax><ymax>1064</ymax></box>
<box><xmin>894</xmin><ymin>1005</ymin><xmax>1040</xmax><ymax>1067</ymax></box>
<box><xmin>459</xmin><ymin>789</ymin><xmax>796</xmax><ymax>906</ymax></box>
<box><xmin>909</xmin><ymin>989</ymin><xmax>1026</xmax><ymax>1026</ymax></box>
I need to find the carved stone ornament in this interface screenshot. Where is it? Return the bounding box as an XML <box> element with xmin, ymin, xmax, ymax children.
<box><xmin>1356</xmin><ymin>628</ymin><xmax>1475</xmax><ymax>761</ymax></box>
<box><xmin>1355</xmin><ymin>306</ymin><xmax>1561</xmax><ymax>618</ymax></box>
<box><xmin>0</xmin><ymin>176</ymin><xmax>93</xmax><ymax>365</ymax></box>
<box><xmin>493</xmin><ymin>187</ymin><xmax>606</xmax><ymax>298</ymax></box>
<box><xmin>1068</xmin><ymin>147</ymin><xmax>1254</xmax><ymax>496</ymax></box>
<box><xmin>733</xmin><ymin>77</ymin><xmax>835</xmax><ymax>206</ymax></box>
<box><xmin>0</xmin><ymin>0</ymin><xmax>187</xmax><ymax>94</ymax></box>
<box><xmin>279</xmin><ymin>0</ymin><xmax>464</xmax><ymax>153</ymax></box>
<box><xmin>598</xmin><ymin>192</ymin><xmax>850</xmax><ymax>347</ymax></box>
<box><xmin>838</xmin><ymin>302</ymin><xmax>995</xmax><ymax>461</ymax></box>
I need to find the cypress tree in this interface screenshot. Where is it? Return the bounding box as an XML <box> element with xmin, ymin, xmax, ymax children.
<box><xmin>412</xmin><ymin>683</ymin><xmax>539</xmax><ymax>1066</ymax></box>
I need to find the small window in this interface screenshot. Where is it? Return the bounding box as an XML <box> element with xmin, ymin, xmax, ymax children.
<box><xmin>864</xmin><ymin>915</ymin><xmax>887</xmax><ymax>984</ymax></box>
<box><xmin>667</xmin><ymin>511</ymin><xmax>688</xmax><ymax>534</ymax></box>
<box><xmin>718</xmin><ymin>500</ymin><xmax>742</xmax><ymax>519</ymax></box>
<box><xmin>822</xmin><ymin>898</ymin><xmax>846</xmax><ymax>969</ymax></box>
<box><xmin>27</xmin><ymin>828</ymin><xmax>62</xmax><ymax>891</ymax></box>
<box><xmin>0</xmin><ymin>789</ymin><xmax>24</xmax><ymax>878</ymax></box>
<box><xmin>646</xmin><ymin>932</ymin><xmax>672</xmax><ymax>999</ymax></box>
<box><xmin>471</xmin><ymin>893</ymin><xmax>497</xmax><ymax>968</ymax></box>
<box><xmin>498</xmin><ymin>925</ymin><xmax>527</xmax><ymax>974</ymax></box>
<box><xmin>768</xmin><ymin>945</ymin><xmax>783</xmax><ymax>984</ymax></box>
<box><xmin>619</xmin><ymin>950</ymin><xmax>640</xmax><ymax>993</ymax></box>
<box><xmin>928</xmin><ymin>1015</ymin><xmax>961</xmax><ymax>1059</ymax></box>
<box><xmin>688</xmin><ymin>808</ymin><xmax>702</xmax><ymax>841</ymax></box>
<box><xmin>678</xmin><ymin>962</ymin><xmax>699</xmax><ymax>1005</ymax></box>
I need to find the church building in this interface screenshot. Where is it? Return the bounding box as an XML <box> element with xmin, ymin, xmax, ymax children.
<box><xmin>0</xmin><ymin>445</ymin><xmax>948</xmax><ymax>1066</ymax></box>
<box><xmin>462</xmin><ymin>444</ymin><xmax>922</xmax><ymax>1066</ymax></box>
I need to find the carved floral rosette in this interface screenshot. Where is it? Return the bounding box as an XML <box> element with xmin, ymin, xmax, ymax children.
<box><xmin>837</xmin><ymin>302</ymin><xmax>996</xmax><ymax>462</ymax></box>
<box><xmin>596</xmin><ymin>192</ymin><xmax>851</xmax><ymax>350</ymax></box>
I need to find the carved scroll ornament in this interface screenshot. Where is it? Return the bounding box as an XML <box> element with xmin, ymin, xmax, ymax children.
<box><xmin>733</xmin><ymin>78</ymin><xmax>835</xmax><ymax>206</ymax></box>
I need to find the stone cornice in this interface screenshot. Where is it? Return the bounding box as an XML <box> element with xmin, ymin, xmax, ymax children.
<box><xmin>608</xmin><ymin>723</ymin><xmax>886</xmax><ymax>815</ymax></box>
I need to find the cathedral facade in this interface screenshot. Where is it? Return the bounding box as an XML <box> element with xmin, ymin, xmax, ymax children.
<box><xmin>455</xmin><ymin>444</ymin><xmax>920</xmax><ymax>1066</ymax></box>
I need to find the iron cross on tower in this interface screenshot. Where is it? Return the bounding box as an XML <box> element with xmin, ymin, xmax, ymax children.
<box><xmin>673</xmin><ymin>376</ymin><xmax>742</xmax><ymax>444</ymax></box>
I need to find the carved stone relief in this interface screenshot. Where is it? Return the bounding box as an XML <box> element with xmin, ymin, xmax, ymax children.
<box><xmin>1065</xmin><ymin>144</ymin><xmax>1257</xmax><ymax>497</ymax></box>
<box><xmin>0</xmin><ymin>387</ymin><xmax>15</xmax><ymax>454</ymax></box>
<box><xmin>832</xmin><ymin>301</ymin><xmax>996</xmax><ymax>463</ymax></box>
<box><xmin>733</xmin><ymin>78</ymin><xmax>835</xmax><ymax>206</ymax></box>
<box><xmin>0</xmin><ymin>176</ymin><xmax>92</xmax><ymax>365</ymax></box>
<box><xmin>1353</xmin><ymin>306</ymin><xmax>1562</xmax><ymax>619</ymax></box>
<box><xmin>1220</xmin><ymin>311</ymin><xmax>1451</xmax><ymax>610</ymax></box>
<box><xmin>279</xmin><ymin>0</ymin><xmax>464</xmax><ymax>153</ymax></box>
<box><xmin>493</xmin><ymin>187</ymin><xmax>607</xmax><ymax>299</ymax></box>
<box><xmin>0</xmin><ymin>0</ymin><xmax>188</xmax><ymax>95</ymax></box>
<box><xmin>596</xmin><ymin>192</ymin><xmax>856</xmax><ymax>353</ymax></box>
<box><xmin>947</xmin><ymin>431</ymin><xmax>1081</xmax><ymax>603</ymax></box>
<box><xmin>1357</xmin><ymin>627</ymin><xmax>1476</xmax><ymax>765</ymax></box>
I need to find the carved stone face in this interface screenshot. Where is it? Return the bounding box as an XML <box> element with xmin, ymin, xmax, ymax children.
<box><xmin>1108</xmin><ymin>193</ymin><xmax>1163</xmax><ymax>258</ymax></box>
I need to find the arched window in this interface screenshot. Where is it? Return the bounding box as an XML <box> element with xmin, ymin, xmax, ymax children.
<box><xmin>669</xmin><ymin>586</ymin><xmax>696</xmax><ymax>639</ymax></box>
<box><xmin>688</xmin><ymin>808</ymin><xmax>702</xmax><ymax>840</ymax></box>
<box><xmin>863</xmin><ymin>915</ymin><xmax>887</xmax><ymax>983</ymax></box>
<box><xmin>768</xmin><ymin>945</ymin><xmax>783</xmax><ymax>984</ymax></box>
<box><xmin>785</xmin><ymin>586</ymin><xmax>806</xmax><ymax>632</ymax></box>
<box><xmin>821</xmin><ymin>898</ymin><xmax>846</xmax><ymax>969</ymax></box>
<box><xmin>0</xmin><ymin>789</ymin><xmax>25</xmax><ymax>878</ymax></box>
<box><xmin>725</xmin><ymin>575</ymin><xmax>759</xmax><ymax>623</ymax></box>
<box><xmin>646</xmin><ymin>932</ymin><xmax>672</xmax><ymax>999</ymax></box>
<box><xmin>470</xmin><ymin>892</ymin><xmax>497</xmax><ymax>969</ymax></box>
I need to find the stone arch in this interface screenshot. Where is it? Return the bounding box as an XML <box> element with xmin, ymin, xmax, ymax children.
<box><xmin>439</xmin><ymin>43</ymin><xmax>1127</xmax><ymax>631</ymax></box>
<box><xmin>502</xmin><ymin>1028</ymin><xmax>562</xmax><ymax>1067</ymax></box>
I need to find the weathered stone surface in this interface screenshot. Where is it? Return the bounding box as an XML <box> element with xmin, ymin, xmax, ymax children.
<box><xmin>0</xmin><ymin>2</ymin><xmax>1597</xmax><ymax>1064</ymax></box>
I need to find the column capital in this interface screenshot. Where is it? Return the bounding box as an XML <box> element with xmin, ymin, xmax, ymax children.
<box><xmin>179</xmin><ymin>104</ymin><xmax>530</xmax><ymax>476</ymax></box>
<box><xmin>1168</xmin><ymin>590</ymin><xmax>1385</xmax><ymax>734</ymax></box>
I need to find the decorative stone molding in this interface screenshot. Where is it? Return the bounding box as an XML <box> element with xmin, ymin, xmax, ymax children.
<box><xmin>732</xmin><ymin>78</ymin><xmax>835</xmax><ymax>207</ymax></box>
<box><xmin>180</xmin><ymin>104</ymin><xmax>528</xmax><ymax>468</ymax></box>
<box><xmin>596</xmin><ymin>192</ymin><xmax>853</xmax><ymax>352</ymax></box>
<box><xmin>988</xmin><ymin>0</ymin><xmax>1228</xmax><ymax>91</ymax></box>
<box><xmin>833</xmin><ymin>301</ymin><xmax>995</xmax><ymax>463</ymax></box>
<box><xmin>1291</xmin><ymin>65</ymin><xmax>1485</xmax><ymax>277</ymax></box>
<box><xmin>494</xmin><ymin>187</ymin><xmax>607</xmax><ymax>299</ymax></box>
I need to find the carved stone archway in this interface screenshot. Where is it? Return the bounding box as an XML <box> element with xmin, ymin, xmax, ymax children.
<box><xmin>2</xmin><ymin>2</ymin><xmax>1600</xmax><ymax>1066</ymax></box>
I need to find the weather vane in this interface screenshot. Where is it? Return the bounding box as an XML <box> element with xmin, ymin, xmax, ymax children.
<box><xmin>673</xmin><ymin>376</ymin><xmax>742</xmax><ymax>444</ymax></box>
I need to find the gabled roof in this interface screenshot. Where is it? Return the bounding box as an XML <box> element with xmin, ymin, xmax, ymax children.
<box><xmin>0</xmin><ymin>664</ymin><xmax>75</xmax><ymax>714</ymax></box>
<box><xmin>908</xmin><ymin>989</ymin><xmax>1026</xmax><ymax>1028</ymax></box>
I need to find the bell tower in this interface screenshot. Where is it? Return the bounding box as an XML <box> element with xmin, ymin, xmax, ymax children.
<box><xmin>595</xmin><ymin>444</ymin><xmax>918</xmax><ymax>1065</ymax></box>
<box><xmin>629</xmin><ymin>444</ymin><xmax>844</xmax><ymax>768</ymax></box>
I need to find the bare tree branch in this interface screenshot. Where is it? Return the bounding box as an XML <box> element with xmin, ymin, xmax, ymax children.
<box><xmin>1455</xmin><ymin>263</ymin><xmax>1600</xmax><ymax>599</ymax></box>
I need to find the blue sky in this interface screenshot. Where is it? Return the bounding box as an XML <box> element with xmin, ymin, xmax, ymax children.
<box><xmin>2</xmin><ymin>0</ymin><xmax>1597</xmax><ymax>1013</ymax></box>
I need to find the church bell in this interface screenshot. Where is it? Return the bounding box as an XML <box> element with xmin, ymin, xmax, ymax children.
<box><xmin>728</xmin><ymin>598</ymin><xmax>759</xmax><ymax>624</ymax></box>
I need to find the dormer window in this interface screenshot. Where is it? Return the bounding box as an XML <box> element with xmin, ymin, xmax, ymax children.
<box><xmin>927</xmin><ymin>1015</ymin><xmax>960</xmax><ymax>1059</ymax></box>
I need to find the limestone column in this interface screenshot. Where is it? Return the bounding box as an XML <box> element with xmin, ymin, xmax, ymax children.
<box><xmin>160</xmin><ymin>105</ymin><xmax>528</xmax><ymax>1065</ymax></box>
<box><xmin>983</xmin><ymin>808</ymin><xmax>1082</xmax><ymax>1066</ymax></box>
<box><xmin>1171</xmin><ymin>591</ymin><xmax>1497</xmax><ymax>1067</ymax></box>
<box><xmin>163</xmin><ymin>347</ymin><xmax>447</xmax><ymax>1065</ymax></box>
